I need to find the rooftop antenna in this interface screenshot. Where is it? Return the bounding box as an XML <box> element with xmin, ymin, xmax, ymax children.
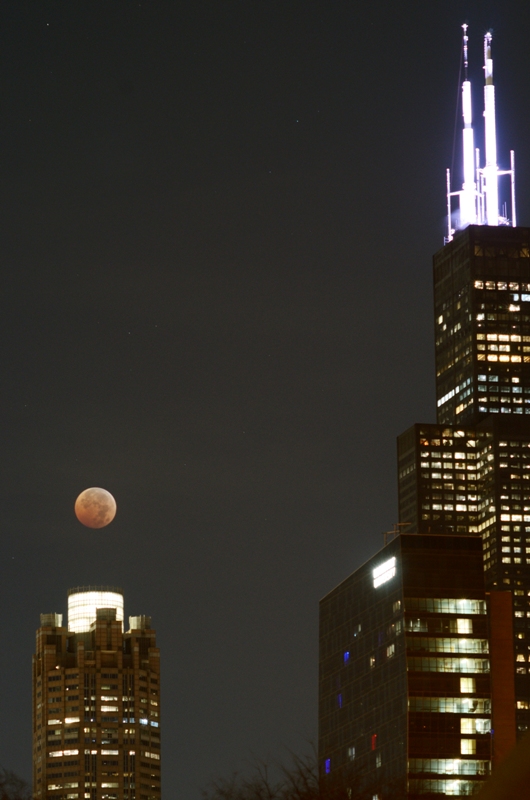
<box><xmin>446</xmin><ymin>25</ymin><xmax>478</xmax><ymax>243</ymax></box>
<box><xmin>382</xmin><ymin>522</ymin><xmax>411</xmax><ymax>547</ymax></box>
<box><xmin>483</xmin><ymin>31</ymin><xmax>499</xmax><ymax>225</ymax></box>
<box><xmin>460</xmin><ymin>24</ymin><xmax>477</xmax><ymax>229</ymax></box>
<box><xmin>445</xmin><ymin>27</ymin><xmax>517</xmax><ymax>242</ymax></box>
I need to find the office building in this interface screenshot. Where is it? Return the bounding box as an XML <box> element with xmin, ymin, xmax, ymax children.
<box><xmin>319</xmin><ymin>534</ymin><xmax>515</xmax><ymax>798</ymax></box>
<box><xmin>434</xmin><ymin>225</ymin><xmax>530</xmax><ymax>426</ymax></box>
<box><xmin>32</xmin><ymin>586</ymin><xmax>161</xmax><ymax>800</ymax></box>
<box><xmin>319</xmin><ymin>26</ymin><xmax>524</xmax><ymax>798</ymax></box>
<box><xmin>394</xmin><ymin>28</ymin><xmax>530</xmax><ymax>738</ymax></box>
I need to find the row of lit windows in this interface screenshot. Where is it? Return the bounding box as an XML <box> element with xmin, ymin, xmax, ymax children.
<box><xmin>477</xmin><ymin>354</ymin><xmax>526</xmax><ymax>363</ymax></box>
<box><xmin>478</xmin><ymin>390</ymin><xmax>525</xmax><ymax>398</ymax></box>
<box><xmin>478</xmin><ymin>406</ymin><xmax>530</xmax><ymax>414</ymax></box>
<box><xmin>422</xmin><ymin>504</ymin><xmax>477</xmax><ymax>512</ymax></box>
<box><xmin>474</xmin><ymin>280</ymin><xmax>530</xmax><ymax>290</ymax></box>
<box><xmin>421</xmin><ymin>462</ymin><xmax>476</xmax><ymax>470</ymax></box>
<box><xmin>475</xmin><ymin>311</ymin><xmax>530</xmax><ymax>321</ymax></box>
<box><xmin>477</xmin><ymin>345</ymin><xmax>528</xmax><ymax>355</ymax></box>
<box><xmin>421</xmin><ymin>450</ymin><xmax>476</xmax><ymax>459</ymax></box>
<box><xmin>405</xmin><ymin>618</ymin><xmax>473</xmax><ymax>634</ymax></box>
<box><xmin>405</xmin><ymin>599</ymin><xmax>486</xmax><ymax>615</ymax></box>
<box><xmin>408</xmin><ymin>697</ymin><xmax>490</xmax><ymax>714</ymax></box>
<box><xmin>421</xmin><ymin>472</ymin><xmax>477</xmax><ymax>481</ymax></box>
<box><xmin>408</xmin><ymin>778</ymin><xmax>485</xmax><ymax>794</ymax></box>
<box><xmin>419</xmin><ymin>432</ymin><xmax>474</xmax><ymax>445</ymax></box>
<box><xmin>477</xmin><ymin>333</ymin><xmax>527</xmax><ymax>342</ymax></box>
<box><xmin>406</xmin><ymin>638</ymin><xmax>488</xmax><ymax>655</ymax></box>
<box><xmin>408</xmin><ymin>758</ymin><xmax>490</xmax><ymax>776</ymax></box>
<box><xmin>407</xmin><ymin>658</ymin><xmax>490</xmax><ymax>673</ymax></box>
<box><xmin>425</xmin><ymin>492</ymin><xmax>478</xmax><ymax>500</ymax></box>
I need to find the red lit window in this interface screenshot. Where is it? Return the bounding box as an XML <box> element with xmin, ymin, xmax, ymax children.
<box><xmin>371</xmin><ymin>734</ymin><xmax>377</xmax><ymax>751</ymax></box>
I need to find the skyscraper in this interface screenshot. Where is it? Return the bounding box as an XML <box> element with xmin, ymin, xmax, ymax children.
<box><xmin>319</xmin><ymin>25</ymin><xmax>525</xmax><ymax>798</ymax></box>
<box><xmin>32</xmin><ymin>587</ymin><xmax>161</xmax><ymax>800</ymax></box>
<box><xmin>434</xmin><ymin>225</ymin><xmax>530</xmax><ymax>425</ymax></box>
<box><xmin>396</xmin><ymin>39</ymin><xmax>530</xmax><ymax>737</ymax></box>
<box><xmin>397</xmin><ymin>419</ymin><xmax>530</xmax><ymax>736</ymax></box>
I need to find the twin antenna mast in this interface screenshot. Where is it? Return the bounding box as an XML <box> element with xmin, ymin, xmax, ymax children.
<box><xmin>446</xmin><ymin>25</ymin><xmax>516</xmax><ymax>243</ymax></box>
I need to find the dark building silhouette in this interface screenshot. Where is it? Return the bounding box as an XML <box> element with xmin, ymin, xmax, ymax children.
<box><xmin>32</xmin><ymin>587</ymin><xmax>161</xmax><ymax>800</ymax></box>
<box><xmin>319</xmin><ymin>535</ymin><xmax>515</xmax><ymax>798</ymax></box>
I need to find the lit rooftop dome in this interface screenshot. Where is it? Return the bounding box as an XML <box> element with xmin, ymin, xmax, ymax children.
<box><xmin>67</xmin><ymin>585</ymin><xmax>124</xmax><ymax>633</ymax></box>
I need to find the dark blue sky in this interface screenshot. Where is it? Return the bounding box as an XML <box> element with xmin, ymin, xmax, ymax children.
<box><xmin>1</xmin><ymin>2</ymin><xmax>530</xmax><ymax>797</ymax></box>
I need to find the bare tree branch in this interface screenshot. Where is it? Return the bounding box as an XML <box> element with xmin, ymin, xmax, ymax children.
<box><xmin>0</xmin><ymin>767</ymin><xmax>32</xmax><ymax>800</ymax></box>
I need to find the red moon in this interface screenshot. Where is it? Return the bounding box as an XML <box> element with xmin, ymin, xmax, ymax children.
<box><xmin>75</xmin><ymin>487</ymin><xmax>117</xmax><ymax>529</ymax></box>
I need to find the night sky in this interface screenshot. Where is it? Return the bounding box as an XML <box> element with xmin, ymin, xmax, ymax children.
<box><xmin>2</xmin><ymin>2</ymin><xmax>530</xmax><ymax>797</ymax></box>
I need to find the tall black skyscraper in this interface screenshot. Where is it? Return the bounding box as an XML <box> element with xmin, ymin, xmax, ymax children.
<box><xmin>395</xmin><ymin>27</ymin><xmax>530</xmax><ymax>739</ymax></box>
<box><xmin>434</xmin><ymin>225</ymin><xmax>530</xmax><ymax>425</ymax></box>
<box><xmin>320</xmin><ymin>26</ymin><xmax>525</xmax><ymax>799</ymax></box>
<box><xmin>398</xmin><ymin>226</ymin><xmax>530</xmax><ymax>735</ymax></box>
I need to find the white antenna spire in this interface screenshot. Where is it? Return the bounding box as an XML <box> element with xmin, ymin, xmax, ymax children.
<box><xmin>460</xmin><ymin>24</ymin><xmax>477</xmax><ymax>228</ymax></box>
<box><xmin>483</xmin><ymin>31</ymin><xmax>499</xmax><ymax>225</ymax></box>
<box><xmin>445</xmin><ymin>26</ymin><xmax>517</xmax><ymax>242</ymax></box>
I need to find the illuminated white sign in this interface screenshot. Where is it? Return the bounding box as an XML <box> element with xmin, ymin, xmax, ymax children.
<box><xmin>373</xmin><ymin>557</ymin><xmax>396</xmax><ymax>588</ymax></box>
<box><xmin>68</xmin><ymin>590</ymin><xmax>123</xmax><ymax>633</ymax></box>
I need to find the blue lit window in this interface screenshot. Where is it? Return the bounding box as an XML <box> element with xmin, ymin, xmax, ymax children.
<box><xmin>337</xmin><ymin>693</ymin><xmax>343</xmax><ymax>708</ymax></box>
<box><xmin>325</xmin><ymin>759</ymin><xmax>331</xmax><ymax>774</ymax></box>
<box><xmin>344</xmin><ymin>651</ymin><xmax>350</xmax><ymax>664</ymax></box>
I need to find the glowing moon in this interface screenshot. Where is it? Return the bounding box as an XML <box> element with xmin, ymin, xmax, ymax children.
<box><xmin>75</xmin><ymin>487</ymin><xmax>117</xmax><ymax>529</ymax></box>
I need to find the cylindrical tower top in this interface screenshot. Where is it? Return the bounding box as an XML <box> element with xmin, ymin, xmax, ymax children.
<box><xmin>67</xmin><ymin>586</ymin><xmax>124</xmax><ymax>632</ymax></box>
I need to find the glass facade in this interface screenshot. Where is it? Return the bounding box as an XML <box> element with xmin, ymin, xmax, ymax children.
<box><xmin>434</xmin><ymin>226</ymin><xmax>530</xmax><ymax>425</ymax></box>
<box><xmin>393</xmin><ymin>227</ymin><xmax>530</xmax><ymax>756</ymax></box>
<box><xmin>321</xmin><ymin>221</ymin><xmax>527</xmax><ymax>796</ymax></box>
<box><xmin>319</xmin><ymin>534</ymin><xmax>491</xmax><ymax>799</ymax></box>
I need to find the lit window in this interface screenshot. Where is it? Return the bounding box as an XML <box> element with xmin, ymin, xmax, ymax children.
<box><xmin>460</xmin><ymin>678</ymin><xmax>475</xmax><ymax>694</ymax></box>
<box><xmin>373</xmin><ymin>557</ymin><xmax>396</xmax><ymax>588</ymax></box>
<box><xmin>409</xmin><ymin>697</ymin><xmax>490</xmax><ymax>714</ymax></box>
<box><xmin>456</xmin><ymin>619</ymin><xmax>473</xmax><ymax>633</ymax></box>
<box><xmin>324</xmin><ymin>759</ymin><xmax>331</xmax><ymax>774</ymax></box>
<box><xmin>143</xmin><ymin>751</ymin><xmax>161</xmax><ymax>760</ymax></box>
<box><xmin>461</xmin><ymin>719</ymin><xmax>474</xmax><ymax>734</ymax></box>
<box><xmin>461</xmin><ymin>739</ymin><xmax>476</xmax><ymax>755</ymax></box>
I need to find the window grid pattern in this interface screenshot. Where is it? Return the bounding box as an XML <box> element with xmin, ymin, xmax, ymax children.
<box><xmin>408</xmin><ymin>758</ymin><xmax>490</xmax><ymax>776</ymax></box>
<box><xmin>433</xmin><ymin>228</ymin><xmax>530</xmax><ymax>426</ymax></box>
